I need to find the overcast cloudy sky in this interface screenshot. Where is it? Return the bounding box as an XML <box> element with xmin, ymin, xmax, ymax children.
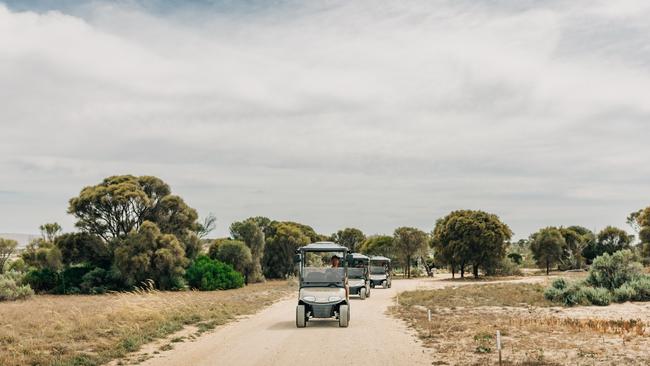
<box><xmin>1</xmin><ymin>0</ymin><xmax>649</xmax><ymax>239</ymax></box>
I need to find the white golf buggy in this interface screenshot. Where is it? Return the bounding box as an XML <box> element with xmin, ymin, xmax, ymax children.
<box><xmin>348</xmin><ymin>253</ymin><xmax>371</xmax><ymax>300</ymax></box>
<box><xmin>369</xmin><ymin>256</ymin><xmax>392</xmax><ymax>289</ymax></box>
<box><xmin>295</xmin><ymin>242</ymin><xmax>351</xmax><ymax>328</ymax></box>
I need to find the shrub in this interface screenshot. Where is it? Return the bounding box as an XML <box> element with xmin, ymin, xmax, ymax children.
<box><xmin>551</xmin><ymin>278</ymin><xmax>568</xmax><ymax>290</ymax></box>
<box><xmin>543</xmin><ymin>286</ymin><xmax>563</xmax><ymax>302</ymax></box>
<box><xmin>211</xmin><ymin>240</ymin><xmax>252</xmax><ymax>277</ymax></box>
<box><xmin>0</xmin><ymin>271</ymin><xmax>34</xmax><ymax>301</ymax></box>
<box><xmin>25</xmin><ymin>268</ymin><xmax>59</xmax><ymax>293</ymax></box>
<box><xmin>488</xmin><ymin>257</ymin><xmax>522</xmax><ymax>276</ymax></box>
<box><xmin>613</xmin><ymin>284</ymin><xmax>637</xmax><ymax>303</ymax></box>
<box><xmin>586</xmin><ymin>250</ymin><xmax>642</xmax><ymax>290</ymax></box>
<box><xmin>628</xmin><ymin>276</ymin><xmax>650</xmax><ymax>301</ymax></box>
<box><xmin>186</xmin><ymin>255</ymin><xmax>244</xmax><ymax>291</ymax></box>
<box><xmin>507</xmin><ymin>252</ymin><xmax>523</xmax><ymax>265</ymax></box>
<box><xmin>579</xmin><ymin>286</ymin><xmax>611</xmax><ymax>306</ymax></box>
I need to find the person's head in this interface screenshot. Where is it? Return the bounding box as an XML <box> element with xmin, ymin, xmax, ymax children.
<box><xmin>330</xmin><ymin>255</ymin><xmax>340</xmax><ymax>267</ymax></box>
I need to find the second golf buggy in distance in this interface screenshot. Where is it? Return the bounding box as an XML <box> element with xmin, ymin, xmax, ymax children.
<box><xmin>369</xmin><ymin>255</ymin><xmax>392</xmax><ymax>288</ymax></box>
<box><xmin>348</xmin><ymin>253</ymin><xmax>371</xmax><ymax>300</ymax></box>
<box><xmin>295</xmin><ymin>242</ymin><xmax>351</xmax><ymax>328</ymax></box>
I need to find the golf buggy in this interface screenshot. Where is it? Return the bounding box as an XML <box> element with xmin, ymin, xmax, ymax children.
<box><xmin>369</xmin><ymin>256</ymin><xmax>392</xmax><ymax>288</ymax></box>
<box><xmin>295</xmin><ymin>242</ymin><xmax>351</xmax><ymax>328</ymax></box>
<box><xmin>348</xmin><ymin>253</ymin><xmax>371</xmax><ymax>300</ymax></box>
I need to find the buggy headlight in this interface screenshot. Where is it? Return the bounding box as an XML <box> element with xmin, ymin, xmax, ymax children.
<box><xmin>328</xmin><ymin>296</ymin><xmax>342</xmax><ymax>302</ymax></box>
<box><xmin>303</xmin><ymin>296</ymin><xmax>316</xmax><ymax>302</ymax></box>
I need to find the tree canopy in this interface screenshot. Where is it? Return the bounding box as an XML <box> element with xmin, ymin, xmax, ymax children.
<box><xmin>0</xmin><ymin>238</ymin><xmax>18</xmax><ymax>274</ymax></box>
<box><xmin>432</xmin><ymin>210</ymin><xmax>512</xmax><ymax>278</ymax></box>
<box><xmin>393</xmin><ymin>227</ymin><xmax>428</xmax><ymax>278</ymax></box>
<box><xmin>68</xmin><ymin>175</ymin><xmax>199</xmax><ymax>241</ymax></box>
<box><xmin>331</xmin><ymin>228</ymin><xmax>366</xmax><ymax>252</ymax></box>
<box><xmin>530</xmin><ymin>227</ymin><xmax>565</xmax><ymax>275</ymax></box>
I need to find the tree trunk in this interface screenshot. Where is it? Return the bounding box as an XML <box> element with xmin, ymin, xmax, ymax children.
<box><xmin>451</xmin><ymin>264</ymin><xmax>456</xmax><ymax>279</ymax></box>
<box><xmin>473</xmin><ymin>264</ymin><xmax>479</xmax><ymax>278</ymax></box>
<box><xmin>406</xmin><ymin>255</ymin><xmax>411</xmax><ymax>278</ymax></box>
<box><xmin>460</xmin><ymin>265</ymin><xmax>465</xmax><ymax>278</ymax></box>
<box><xmin>546</xmin><ymin>259</ymin><xmax>550</xmax><ymax>275</ymax></box>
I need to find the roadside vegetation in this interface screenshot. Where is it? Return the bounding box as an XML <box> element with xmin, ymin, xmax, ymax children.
<box><xmin>0</xmin><ymin>280</ymin><xmax>293</xmax><ymax>366</ymax></box>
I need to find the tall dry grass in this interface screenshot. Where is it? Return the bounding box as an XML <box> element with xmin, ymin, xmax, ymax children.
<box><xmin>0</xmin><ymin>280</ymin><xmax>293</xmax><ymax>366</ymax></box>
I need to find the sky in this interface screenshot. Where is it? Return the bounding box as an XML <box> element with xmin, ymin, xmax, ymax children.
<box><xmin>1</xmin><ymin>0</ymin><xmax>649</xmax><ymax>239</ymax></box>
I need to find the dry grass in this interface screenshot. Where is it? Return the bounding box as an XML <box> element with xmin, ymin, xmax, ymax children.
<box><xmin>0</xmin><ymin>280</ymin><xmax>293</xmax><ymax>366</ymax></box>
<box><xmin>394</xmin><ymin>282</ymin><xmax>650</xmax><ymax>365</ymax></box>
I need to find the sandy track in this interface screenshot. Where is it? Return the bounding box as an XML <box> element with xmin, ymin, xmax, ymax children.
<box><xmin>141</xmin><ymin>279</ymin><xmax>437</xmax><ymax>366</ymax></box>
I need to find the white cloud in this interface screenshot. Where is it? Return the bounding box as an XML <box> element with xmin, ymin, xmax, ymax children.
<box><xmin>1</xmin><ymin>0</ymin><xmax>649</xmax><ymax>238</ymax></box>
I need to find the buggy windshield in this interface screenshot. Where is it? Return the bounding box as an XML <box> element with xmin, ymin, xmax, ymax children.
<box><xmin>370</xmin><ymin>265</ymin><xmax>387</xmax><ymax>275</ymax></box>
<box><xmin>348</xmin><ymin>268</ymin><xmax>365</xmax><ymax>279</ymax></box>
<box><xmin>300</xmin><ymin>251</ymin><xmax>346</xmax><ymax>285</ymax></box>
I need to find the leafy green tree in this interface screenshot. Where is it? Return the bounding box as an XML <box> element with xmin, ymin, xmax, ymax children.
<box><xmin>393</xmin><ymin>227</ymin><xmax>428</xmax><ymax>278</ymax></box>
<box><xmin>359</xmin><ymin>235</ymin><xmax>394</xmax><ymax>258</ymax></box>
<box><xmin>0</xmin><ymin>238</ymin><xmax>18</xmax><ymax>274</ymax></box>
<box><xmin>263</xmin><ymin>222</ymin><xmax>311</xmax><ymax>279</ymax></box>
<box><xmin>68</xmin><ymin>175</ymin><xmax>199</xmax><ymax>241</ymax></box>
<box><xmin>39</xmin><ymin>223</ymin><xmax>62</xmax><ymax>243</ymax></box>
<box><xmin>530</xmin><ymin>227</ymin><xmax>565</xmax><ymax>275</ymax></box>
<box><xmin>432</xmin><ymin>210</ymin><xmax>512</xmax><ymax>278</ymax></box>
<box><xmin>114</xmin><ymin>221</ymin><xmax>188</xmax><ymax>290</ymax></box>
<box><xmin>22</xmin><ymin>238</ymin><xmax>63</xmax><ymax>271</ymax></box>
<box><xmin>230</xmin><ymin>218</ymin><xmax>266</xmax><ymax>282</ymax></box>
<box><xmin>186</xmin><ymin>255</ymin><xmax>244</xmax><ymax>290</ymax></box>
<box><xmin>583</xmin><ymin>226</ymin><xmax>632</xmax><ymax>263</ymax></box>
<box><xmin>55</xmin><ymin>232</ymin><xmax>111</xmax><ymax>268</ymax></box>
<box><xmin>210</xmin><ymin>240</ymin><xmax>252</xmax><ymax>280</ymax></box>
<box><xmin>331</xmin><ymin>228</ymin><xmax>366</xmax><ymax>252</ymax></box>
<box><xmin>559</xmin><ymin>227</ymin><xmax>587</xmax><ymax>269</ymax></box>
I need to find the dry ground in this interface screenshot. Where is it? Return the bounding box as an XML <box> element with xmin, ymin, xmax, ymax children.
<box><xmin>0</xmin><ymin>280</ymin><xmax>294</xmax><ymax>366</ymax></box>
<box><xmin>393</xmin><ymin>274</ymin><xmax>650</xmax><ymax>366</ymax></box>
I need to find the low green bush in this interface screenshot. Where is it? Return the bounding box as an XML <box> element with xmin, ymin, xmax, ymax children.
<box><xmin>613</xmin><ymin>284</ymin><xmax>637</xmax><ymax>303</ymax></box>
<box><xmin>186</xmin><ymin>255</ymin><xmax>245</xmax><ymax>291</ymax></box>
<box><xmin>0</xmin><ymin>271</ymin><xmax>34</xmax><ymax>301</ymax></box>
<box><xmin>585</xmin><ymin>250</ymin><xmax>642</xmax><ymax>290</ymax></box>
<box><xmin>551</xmin><ymin>277</ymin><xmax>568</xmax><ymax>290</ymax></box>
<box><xmin>628</xmin><ymin>276</ymin><xmax>650</xmax><ymax>301</ymax></box>
<box><xmin>25</xmin><ymin>268</ymin><xmax>58</xmax><ymax>293</ymax></box>
<box><xmin>578</xmin><ymin>286</ymin><xmax>611</xmax><ymax>306</ymax></box>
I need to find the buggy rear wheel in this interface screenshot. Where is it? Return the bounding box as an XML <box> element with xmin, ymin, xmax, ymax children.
<box><xmin>359</xmin><ymin>287</ymin><xmax>367</xmax><ymax>300</ymax></box>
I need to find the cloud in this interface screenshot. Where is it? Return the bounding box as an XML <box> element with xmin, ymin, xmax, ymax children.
<box><xmin>1</xmin><ymin>0</ymin><xmax>650</xmax><ymax>237</ymax></box>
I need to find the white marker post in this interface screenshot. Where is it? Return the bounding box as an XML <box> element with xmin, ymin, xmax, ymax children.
<box><xmin>427</xmin><ymin>309</ymin><xmax>432</xmax><ymax>337</ymax></box>
<box><xmin>496</xmin><ymin>330</ymin><xmax>502</xmax><ymax>366</ymax></box>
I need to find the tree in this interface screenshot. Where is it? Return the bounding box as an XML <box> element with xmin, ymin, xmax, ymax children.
<box><xmin>0</xmin><ymin>238</ymin><xmax>18</xmax><ymax>274</ymax></box>
<box><xmin>197</xmin><ymin>213</ymin><xmax>217</xmax><ymax>239</ymax></box>
<box><xmin>230</xmin><ymin>218</ymin><xmax>266</xmax><ymax>282</ymax></box>
<box><xmin>113</xmin><ymin>221</ymin><xmax>188</xmax><ymax>290</ymax></box>
<box><xmin>583</xmin><ymin>226</ymin><xmax>632</xmax><ymax>263</ymax></box>
<box><xmin>393</xmin><ymin>227</ymin><xmax>428</xmax><ymax>278</ymax></box>
<box><xmin>263</xmin><ymin>222</ymin><xmax>310</xmax><ymax>279</ymax></box>
<box><xmin>39</xmin><ymin>223</ymin><xmax>62</xmax><ymax>243</ymax></box>
<box><xmin>432</xmin><ymin>210</ymin><xmax>512</xmax><ymax>278</ymax></box>
<box><xmin>559</xmin><ymin>227</ymin><xmax>587</xmax><ymax>269</ymax></box>
<box><xmin>22</xmin><ymin>238</ymin><xmax>63</xmax><ymax>271</ymax></box>
<box><xmin>68</xmin><ymin>175</ymin><xmax>199</xmax><ymax>241</ymax></box>
<box><xmin>331</xmin><ymin>228</ymin><xmax>366</xmax><ymax>252</ymax></box>
<box><xmin>54</xmin><ymin>232</ymin><xmax>111</xmax><ymax>268</ymax></box>
<box><xmin>530</xmin><ymin>227</ymin><xmax>565</xmax><ymax>275</ymax></box>
<box><xmin>359</xmin><ymin>235</ymin><xmax>394</xmax><ymax>258</ymax></box>
<box><xmin>627</xmin><ymin>209</ymin><xmax>643</xmax><ymax>233</ymax></box>
<box><xmin>210</xmin><ymin>240</ymin><xmax>252</xmax><ymax>280</ymax></box>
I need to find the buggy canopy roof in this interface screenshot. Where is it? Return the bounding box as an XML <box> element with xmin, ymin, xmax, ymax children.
<box><xmin>351</xmin><ymin>253</ymin><xmax>369</xmax><ymax>262</ymax></box>
<box><xmin>369</xmin><ymin>255</ymin><xmax>391</xmax><ymax>262</ymax></box>
<box><xmin>300</xmin><ymin>241</ymin><xmax>348</xmax><ymax>253</ymax></box>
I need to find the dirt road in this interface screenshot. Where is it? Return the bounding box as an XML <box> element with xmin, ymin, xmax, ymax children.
<box><xmin>141</xmin><ymin>278</ymin><xmax>436</xmax><ymax>366</ymax></box>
